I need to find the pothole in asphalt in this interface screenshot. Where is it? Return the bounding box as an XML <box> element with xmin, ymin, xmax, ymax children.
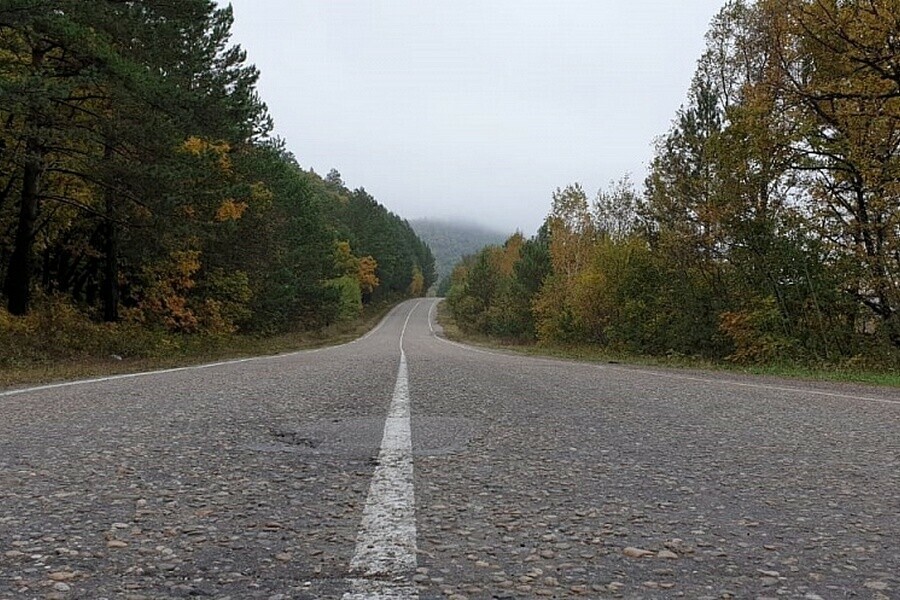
<box><xmin>246</xmin><ymin>417</ymin><xmax>475</xmax><ymax>457</ymax></box>
<box><xmin>249</xmin><ymin>417</ymin><xmax>384</xmax><ymax>457</ymax></box>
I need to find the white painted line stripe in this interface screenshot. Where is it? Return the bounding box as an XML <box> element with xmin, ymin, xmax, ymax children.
<box><xmin>640</xmin><ymin>370</ymin><xmax>900</xmax><ymax>406</ymax></box>
<box><xmin>351</xmin><ymin>302</ymin><xmax>406</xmax><ymax>345</ymax></box>
<box><xmin>432</xmin><ymin>331</ymin><xmax>499</xmax><ymax>357</ymax></box>
<box><xmin>427</xmin><ymin>300</ymin><xmax>437</xmax><ymax>334</ymax></box>
<box><xmin>439</xmin><ymin>332</ymin><xmax>899</xmax><ymax>405</ymax></box>
<box><xmin>427</xmin><ymin>300</ymin><xmax>899</xmax><ymax>406</ymax></box>
<box><xmin>0</xmin><ymin>303</ymin><xmax>406</xmax><ymax>399</ymax></box>
<box><xmin>343</xmin><ymin>301</ymin><xmax>420</xmax><ymax>600</ymax></box>
<box><xmin>0</xmin><ymin>361</ymin><xmax>245</xmax><ymax>398</ymax></box>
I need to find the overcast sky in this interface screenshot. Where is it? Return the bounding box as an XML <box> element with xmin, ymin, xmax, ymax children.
<box><xmin>223</xmin><ymin>1</ymin><xmax>726</xmax><ymax>236</ymax></box>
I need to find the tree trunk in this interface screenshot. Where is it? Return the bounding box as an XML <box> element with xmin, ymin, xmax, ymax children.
<box><xmin>4</xmin><ymin>135</ymin><xmax>41</xmax><ymax>315</ymax></box>
<box><xmin>4</xmin><ymin>46</ymin><xmax>46</xmax><ymax>316</ymax></box>
<box><xmin>101</xmin><ymin>143</ymin><xmax>119</xmax><ymax>322</ymax></box>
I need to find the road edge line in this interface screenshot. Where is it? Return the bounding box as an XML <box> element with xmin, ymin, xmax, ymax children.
<box><xmin>427</xmin><ymin>300</ymin><xmax>898</xmax><ymax>406</ymax></box>
<box><xmin>0</xmin><ymin>302</ymin><xmax>410</xmax><ymax>398</ymax></box>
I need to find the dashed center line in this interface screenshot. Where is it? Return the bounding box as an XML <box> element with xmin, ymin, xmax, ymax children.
<box><xmin>343</xmin><ymin>302</ymin><xmax>420</xmax><ymax>600</ymax></box>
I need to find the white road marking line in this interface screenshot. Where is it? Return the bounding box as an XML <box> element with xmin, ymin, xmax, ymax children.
<box><xmin>344</xmin><ymin>580</ymin><xmax>418</xmax><ymax>600</ymax></box>
<box><xmin>428</xmin><ymin>300</ymin><xmax>497</xmax><ymax>357</ymax></box>
<box><xmin>427</xmin><ymin>300</ymin><xmax>899</xmax><ymax>406</ymax></box>
<box><xmin>343</xmin><ymin>301</ymin><xmax>421</xmax><ymax>600</ymax></box>
<box><xmin>432</xmin><ymin>332</ymin><xmax>497</xmax><ymax>356</ymax></box>
<box><xmin>351</xmin><ymin>302</ymin><xmax>405</xmax><ymax>345</ymax></box>
<box><xmin>427</xmin><ymin>300</ymin><xmax>437</xmax><ymax>334</ymax></box>
<box><xmin>0</xmin><ymin>360</ymin><xmax>252</xmax><ymax>398</ymax></box>
<box><xmin>640</xmin><ymin>370</ymin><xmax>900</xmax><ymax>406</ymax></box>
<box><xmin>0</xmin><ymin>303</ymin><xmax>406</xmax><ymax>399</ymax></box>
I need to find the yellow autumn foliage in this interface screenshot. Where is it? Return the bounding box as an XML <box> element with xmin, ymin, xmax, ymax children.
<box><xmin>249</xmin><ymin>181</ymin><xmax>274</xmax><ymax>206</ymax></box>
<box><xmin>408</xmin><ymin>266</ymin><xmax>425</xmax><ymax>297</ymax></box>
<box><xmin>180</xmin><ymin>136</ymin><xmax>232</xmax><ymax>172</ymax></box>
<box><xmin>334</xmin><ymin>240</ymin><xmax>380</xmax><ymax>296</ymax></box>
<box><xmin>334</xmin><ymin>241</ymin><xmax>356</xmax><ymax>274</ymax></box>
<box><xmin>357</xmin><ymin>256</ymin><xmax>380</xmax><ymax>295</ymax></box>
<box><xmin>0</xmin><ymin>294</ymin><xmax>174</xmax><ymax>371</ymax></box>
<box><xmin>215</xmin><ymin>198</ymin><xmax>248</xmax><ymax>222</ymax></box>
<box><xmin>135</xmin><ymin>250</ymin><xmax>202</xmax><ymax>332</ymax></box>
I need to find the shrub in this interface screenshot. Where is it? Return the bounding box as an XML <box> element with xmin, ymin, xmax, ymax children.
<box><xmin>326</xmin><ymin>275</ymin><xmax>363</xmax><ymax>322</ymax></box>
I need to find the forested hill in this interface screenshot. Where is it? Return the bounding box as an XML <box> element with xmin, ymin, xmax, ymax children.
<box><xmin>409</xmin><ymin>219</ymin><xmax>507</xmax><ymax>290</ymax></box>
<box><xmin>0</xmin><ymin>1</ymin><xmax>435</xmax><ymax>349</ymax></box>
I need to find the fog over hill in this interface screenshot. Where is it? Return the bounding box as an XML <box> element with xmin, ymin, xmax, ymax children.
<box><xmin>409</xmin><ymin>219</ymin><xmax>509</xmax><ymax>286</ymax></box>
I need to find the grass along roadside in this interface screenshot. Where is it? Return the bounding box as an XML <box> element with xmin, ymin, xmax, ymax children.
<box><xmin>435</xmin><ymin>301</ymin><xmax>900</xmax><ymax>388</ymax></box>
<box><xmin>0</xmin><ymin>301</ymin><xmax>399</xmax><ymax>390</ymax></box>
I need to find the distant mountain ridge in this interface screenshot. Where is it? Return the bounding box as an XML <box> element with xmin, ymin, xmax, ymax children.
<box><xmin>409</xmin><ymin>219</ymin><xmax>508</xmax><ymax>288</ymax></box>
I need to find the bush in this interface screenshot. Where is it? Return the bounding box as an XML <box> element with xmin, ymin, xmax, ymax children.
<box><xmin>719</xmin><ymin>296</ymin><xmax>797</xmax><ymax>364</ymax></box>
<box><xmin>0</xmin><ymin>294</ymin><xmax>173</xmax><ymax>369</ymax></box>
<box><xmin>326</xmin><ymin>275</ymin><xmax>363</xmax><ymax>322</ymax></box>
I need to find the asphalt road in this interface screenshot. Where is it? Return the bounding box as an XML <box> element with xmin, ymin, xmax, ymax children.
<box><xmin>1</xmin><ymin>298</ymin><xmax>898</xmax><ymax>600</ymax></box>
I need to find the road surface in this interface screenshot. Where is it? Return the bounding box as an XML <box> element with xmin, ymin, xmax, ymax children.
<box><xmin>1</xmin><ymin>298</ymin><xmax>898</xmax><ymax>599</ymax></box>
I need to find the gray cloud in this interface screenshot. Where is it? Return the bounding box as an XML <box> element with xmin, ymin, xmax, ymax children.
<box><xmin>224</xmin><ymin>1</ymin><xmax>725</xmax><ymax>235</ymax></box>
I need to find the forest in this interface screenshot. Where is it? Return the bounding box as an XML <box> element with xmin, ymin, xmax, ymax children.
<box><xmin>409</xmin><ymin>219</ymin><xmax>507</xmax><ymax>294</ymax></box>
<box><xmin>448</xmin><ymin>0</ymin><xmax>900</xmax><ymax>370</ymax></box>
<box><xmin>0</xmin><ymin>1</ymin><xmax>434</xmax><ymax>367</ymax></box>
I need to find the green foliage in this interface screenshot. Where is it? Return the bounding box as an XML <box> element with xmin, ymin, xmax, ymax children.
<box><xmin>218</xmin><ymin>142</ymin><xmax>340</xmax><ymax>333</ymax></box>
<box><xmin>317</xmin><ymin>179</ymin><xmax>436</xmax><ymax>300</ymax></box>
<box><xmin>0</xmin><ymin>294</ymin><xmax>171</xmax><ymax>369</ymax></box>
<box><xmin>447</xmin><ymin>235</ymin><xmax>535</xmax><ymax>341</ymax></box>
<box><xmin>0</xmin><ymin>2</ymin><xmax>435</xmax><ymax>356</ymax></box>
<box><xmin>445</xmin><ymin>0</ymin><xmax>900</xmax><ymax>368</ymax></box>
<box><xmin>327</xmin><ymin>275</ymin><xmax>363</xmax><ymax>322</ymax></box>
<box><xmin>409</xmin><ymin>219</ymin><xmax>508</xmax><ymax>291</ymax></box>
<box><xmin>533</xmin><ymin>274</ymin><xmax>585</xmax><ymax>344</ymax></box>
<box><xmin>720</xmin><ymin>296</ymin><xmax>796</xmax><ymax>364</ymax></box>
<box><xmin>195</xmin><ymin>269</ymin><xmax>253</xmax><ymax>334</ymax></box>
